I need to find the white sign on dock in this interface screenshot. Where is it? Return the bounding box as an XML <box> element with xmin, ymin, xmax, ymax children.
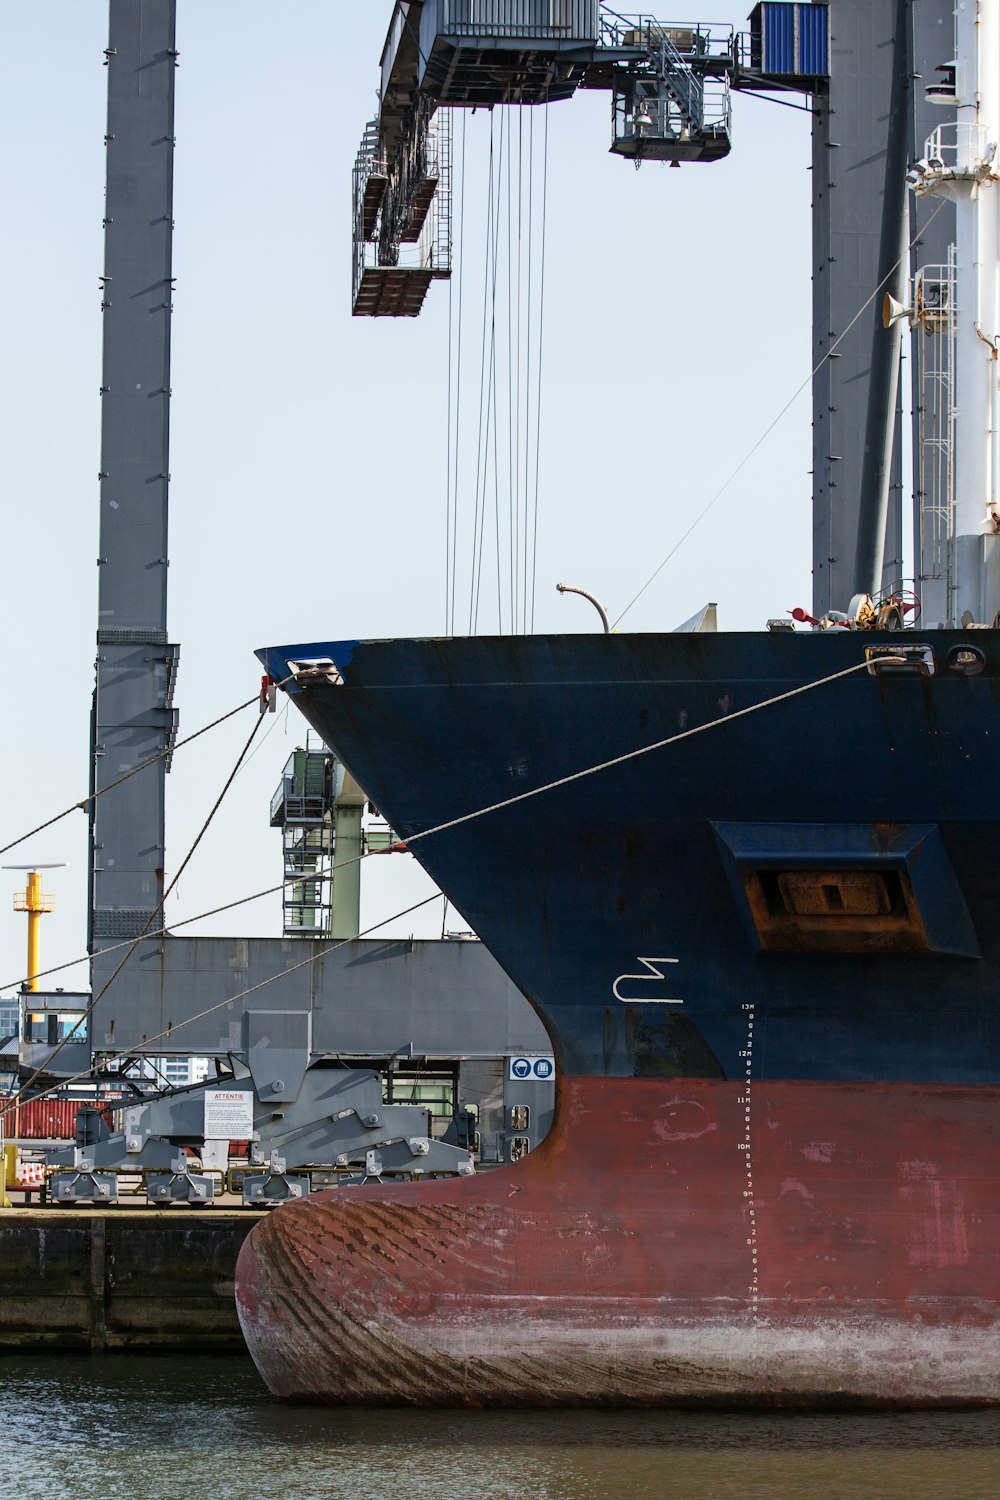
<box><xmin>203</xmin><ymin>1089</ymin><xmax>254</xmax><ymax>1139</ymax></box>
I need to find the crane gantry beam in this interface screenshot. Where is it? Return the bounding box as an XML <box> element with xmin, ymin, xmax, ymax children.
<box><xmin>352</xmin><ymin>1</ymin><xmax>828</xmax><ymax>316</ymax></box>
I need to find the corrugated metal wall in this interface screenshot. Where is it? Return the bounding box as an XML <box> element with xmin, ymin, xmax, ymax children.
<box><xmin>762</xmin><ymin>3</ymin><xmax>796</xmax><ymax>73</ymax></box>
<box><xmin>755</xmin><ymin>3</ymin><xmax>829</xmax><ymax>76</ymax></box>
<box><xmin>797</xmin><ymin>4</ymin><xmax>829</xmax><ymax>74</ymax></box>
<box><xmin>439</xmin><ymin>1</ymin><xmax>599</xmax><ymax>40</ymax></box>
<box><xmin>4</xmin><ymin>1100</ymin><xmax>115</xmax><ymax>1140</ymax></box>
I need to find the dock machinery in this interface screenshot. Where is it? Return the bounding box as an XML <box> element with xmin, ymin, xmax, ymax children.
<box><xmin>20</xmin><ymin>0</ymin><xmax>554</xmax><ymax>1202</ymax></box>
<box><xmin>352</xmin><ymin>0</ymin><xmax>957</xmax><ymax>614</ymax></box>
<box><xmin>32</xmin><ymin>0</ymin><xmax>957</xmax><ymax>1197</ymax></box>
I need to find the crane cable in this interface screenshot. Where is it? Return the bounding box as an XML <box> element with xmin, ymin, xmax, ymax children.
<box><xmin>527</xmin><ymin>101</ymin><xmax>550</xmax><ymax>635</ymax></box>
<box><xmin>511</xmin><ymin>107</ymin><xmax>522</xmax><ymax>632</ymax></box>
<box><xmin>460</xmin><ymin>104</ymin><xmax>549</xmax><ymax>636</ymax></box>
<box><xmin>0</xmin><ymin>893</ymin><xmax>443</xmax><ymax>1121</ymax></box>
<box><xmin>2</xmin><ymin>655</ymin><xmax>898</xmax><ymax>1116</ymax></box>
<box><xmin>10</xmin><ymin>705</ymin><xmax>270</xmax><ymax>1100</ymax></box>
<box><xmin>467</xmin><ymin>114</ymin><xmax>492</xmax><ymax>632</ymax></box>
<box><xmin>471</xmin><ymin>110</ymin><xmax>505</xmax><ymax>634</ymax></box>
<box><xmin>4</xmin><ymin>644</ymin><xmax>897</xmax><ymax>999</ymax></box>
<box><xmin>612</xmin><ymin>199</ymin><xmax>948</xmax><ymax>629</ymax></box>
<box><xmin>0</xmin><ymin>686</ymin><xmax>269</xmax><ymax>860</ymax></box>
<box><xmin>1</xmin><ymin>872</ymin><xmax>297</xmax><ymax>993</ymax></box>
<box><xmin>445</xmin><ymin>113</ymin><xmax>468</xmax><ymax>635</ymax></box>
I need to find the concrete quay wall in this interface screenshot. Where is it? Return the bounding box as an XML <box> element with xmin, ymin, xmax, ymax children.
<box><xmin>0</xmin><ymin>1210</ymin><xmax>264</xmax><ymax>1351</ymax></box>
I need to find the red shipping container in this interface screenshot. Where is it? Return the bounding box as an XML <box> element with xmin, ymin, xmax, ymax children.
<box><xmin>4</xmin><ymin>1099</ymin><xmax>113</xmax><ymax>1140</ymax></box>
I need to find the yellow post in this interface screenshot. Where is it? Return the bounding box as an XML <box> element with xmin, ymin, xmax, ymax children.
<box><xmin>1</xmin><ymin>1143</ymin><xmax>15</xmax><ymax>1208</ymax></box>
<box><xmin>13</xmin><ymin>870</ymin><xmax>55</xmax><ymax>992</ymax></box>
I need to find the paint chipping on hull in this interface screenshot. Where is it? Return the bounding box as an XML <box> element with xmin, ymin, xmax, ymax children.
<box><xmin>236</xmin><ymin>1077</ymin><xmax>1000</xmax><ymax>1407</ymax></box>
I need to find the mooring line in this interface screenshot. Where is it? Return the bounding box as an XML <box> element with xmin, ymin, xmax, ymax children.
<box><xmin>0</xmin><ymin>892</ymin><xmax>443</xmax><ymax>1119</ymax></box>
<box><xmin>402</xmin><ymin>656</ymin><xmax>901</xmax><ymax>850</ymax></box>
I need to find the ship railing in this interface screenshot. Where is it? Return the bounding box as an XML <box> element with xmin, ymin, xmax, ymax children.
<box><xmin>914</xmin><ymin>249</ymin><xmax>957</xmax><ymax>590</ymax></box>
<box><xmin>919</xmin><ymin>121</ymin><xmax>991</xmax><ymax>176</ymax></box>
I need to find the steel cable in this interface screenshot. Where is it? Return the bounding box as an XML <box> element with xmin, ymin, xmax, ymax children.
<box><xmin>3</xmin><ymin>652</ymin><xmax>894</xmax><ymax>996</ymax></box>
<box><xmin>0</xmin><ymin>688</ymin><xmax>266</xmax><ymax>859</ymax></box>
<box><xmin>400</xmin><ymin>656</ymin><xmax>901</xmax><ymax>846</ymax></box>
<box><xmin>10</xmin><ymin>706</ymin><xmax>268</xmax><ymax>1100</ymax></box>
<box><xmin>0</xmin><ymin>893</ymin><xmax>443</xmax><ymax>1120</ymax></box>
<box><xmin>528</xmin><ymin>102</ymin><xmax>550</xmax><ymax>634</ymax></box>
<box><xmin>612</xmin><ymin>201</ymin><xmax>948</xmax><ymax>628</ymax></box>
<box><xmin>2</xmin><ymin>657</ymin><xmax>900</xmax><ymax>1117</ymax></box>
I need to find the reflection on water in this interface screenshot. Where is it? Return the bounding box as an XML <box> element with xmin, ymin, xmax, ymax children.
<box><xmin>4</xmin><ymin>1354</ymin><xmax>1000</xmax><ymax>1500</ymax></box>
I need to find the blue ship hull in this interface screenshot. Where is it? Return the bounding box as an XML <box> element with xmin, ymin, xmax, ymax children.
<box><xmin>257</xmin><ymin>629</ymin><xmax>1000</xmax><ymax>1088</ymax></box>
<box><xmin>236</xmin><ymin>628</ymin><xmax>1000</xmax><ymax>1407</ymax></box>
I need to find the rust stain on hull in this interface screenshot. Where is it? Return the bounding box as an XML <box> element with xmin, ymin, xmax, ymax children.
<box><xmin>235</xmin><ymin>1077</ymin><xmax>1000</xmax><ymax>1407</ymax></box>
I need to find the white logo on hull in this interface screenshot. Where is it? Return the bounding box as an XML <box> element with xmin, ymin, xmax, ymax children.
<box><xmin>613</xmin><ymin>956</ymin><xmax>683</xmax><ymax>1004</ymax></box>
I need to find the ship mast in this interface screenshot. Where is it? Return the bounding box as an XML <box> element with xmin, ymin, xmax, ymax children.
<box><xmin>909</xmin><ymin>0</ymin><xmax>1000</xmax><ymax>624</ymax></box>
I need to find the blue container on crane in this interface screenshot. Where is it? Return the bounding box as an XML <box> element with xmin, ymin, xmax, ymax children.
<box><xmin>750</xmin><ymin>2</ymin><xmax>829</xmax><ymax>81</ymax></box>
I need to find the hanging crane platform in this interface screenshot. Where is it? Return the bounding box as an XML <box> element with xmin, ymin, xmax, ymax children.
<box><xmin>353</xmin><ymin>97</ymin><xmax>451</xmax><ymax>317</ymax></box>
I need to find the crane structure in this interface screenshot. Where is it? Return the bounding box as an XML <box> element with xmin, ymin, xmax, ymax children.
<box><xmin>6</xmin><ymin>1</ymin><xmax>557</xmax><ymax>1201</ymax></box>
<box><xmin>8</xmin><ymin>0</ymin><xmax>961</xmax><ymax>1195</ymax></box>
<box><xmin>90</xmin><ymin>3</ymin><xmax>177</xmax><ymax>959</ymax></box>
<box><xmin>353</xmin><ymin>1</ymin><xmax>830</xmax><ymax>316</ymax></box>
<box><xmin>354</xmin><ymin>0</ymin><xmax>961</xmax><ymax>621</ymax></box>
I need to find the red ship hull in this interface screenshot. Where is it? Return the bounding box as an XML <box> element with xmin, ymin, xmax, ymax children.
<box><xmin>235</xmin><ymin>1076</ymin><xmax>1000</xmax><ymax>1406</ymax></box>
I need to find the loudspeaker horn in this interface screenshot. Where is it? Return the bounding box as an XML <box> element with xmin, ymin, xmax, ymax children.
<box><xmin>883</xmin><ymin>292</ymin><xmax>913</xmax><ymax>329</ymax></box>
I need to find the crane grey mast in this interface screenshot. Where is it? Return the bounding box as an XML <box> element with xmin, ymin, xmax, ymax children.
<box><xmin>357</xmin><ymin>1</ymin><xmax>960</xmax><ymax>620</ymax></box>
<box><xmin>852</xmin><ymin>0</ymin><xmax>911</xmax><ymax>601</ymax></box>
<box><xmin>41</xmin><ymin>0</ymin><xmax>548</xmax><ymax>1205</ymax></box>
<box><xmin>18</xmin><ymin>0</ymin><xmax>967</xmax><ymax>1200</ymax></box>
<box><xmin>815</xmin><ymin>0</ymin><xmax>956</xmax><ymax>616</ymax></box>
<box><xmin>90</xmin><ymin>0</ymin><xmax>178</xmax><ymax>954</ymax></box>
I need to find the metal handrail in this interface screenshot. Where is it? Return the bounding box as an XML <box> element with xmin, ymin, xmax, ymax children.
<box><xmin>921</xmin><ymin>121</ymin><xmax>989</xmax><ymax>172</ymax></box>
<box><xmin>599</xmin><ymin>9</ymin><xmax>733</xmax><ymax>60</ymax></box>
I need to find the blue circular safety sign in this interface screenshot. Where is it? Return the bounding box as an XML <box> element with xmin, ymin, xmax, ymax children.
<box><xmin>509</xmin><ymin>1055</ymin><xmax>555</xmax><ymax>1081</ymax></box>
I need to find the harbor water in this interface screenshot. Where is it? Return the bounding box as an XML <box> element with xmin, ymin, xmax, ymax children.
<box><xmin>5</xmin><ymin>1354</ymin><xmax>1000</xmax><ymax>1499</ymax></box>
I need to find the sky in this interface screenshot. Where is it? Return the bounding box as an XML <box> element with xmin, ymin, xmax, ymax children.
<box><xmin>0</xmin><ymin>1</ymin><xmax>812</xmax><ymax>1009</ymax></box>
